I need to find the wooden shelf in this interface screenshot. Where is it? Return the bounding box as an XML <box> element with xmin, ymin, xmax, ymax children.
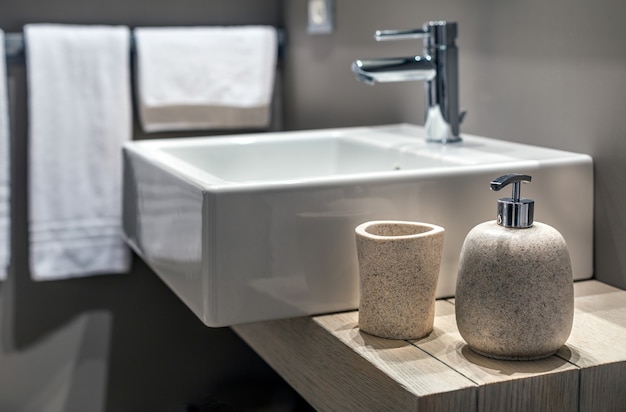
<box><xmin>233</xmin><ymin>280</ymin><xmax>626</xmax><ymax>411</ymax></box>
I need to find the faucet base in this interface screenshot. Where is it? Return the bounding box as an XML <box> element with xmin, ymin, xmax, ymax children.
<box><xmin>427</xmin><ymin>136</ymin><xmax>463</xmax><ymax>144</ymax></box>
<box><xmin>424</xmin><ymin>104</ymin><xmax>462</xmax><ymax>143</ymax></box>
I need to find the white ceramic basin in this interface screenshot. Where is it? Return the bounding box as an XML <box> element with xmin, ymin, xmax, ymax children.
<box><xmin>122</xmin><ymin>124</ymin><xmax>593</xmax><ymax>327</ymax></box>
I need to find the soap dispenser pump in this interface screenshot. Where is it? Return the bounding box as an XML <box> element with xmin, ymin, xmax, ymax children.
<box><xmin>455</xmin><ymin>173</ymin><xmax>574</xmax><ymax>360</ymax></box>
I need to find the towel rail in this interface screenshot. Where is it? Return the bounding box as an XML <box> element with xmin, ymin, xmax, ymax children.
<box><xmin>4</xmin><ymin>28</ymin><xmax>286</xmax><ymax>62</ymax></box>
<box><xmin>5</xmin><ymin>33</ymin><xmax>23</xmax><ymax>59</ymax></box>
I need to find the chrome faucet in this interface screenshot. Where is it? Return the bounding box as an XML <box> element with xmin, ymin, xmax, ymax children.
<box><xmin>352</xmin><ymin>21</ymin><xmax>464</xmax><ymax>143</ymax></box>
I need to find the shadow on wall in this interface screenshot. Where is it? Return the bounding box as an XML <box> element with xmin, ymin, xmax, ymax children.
<box><xmin>0</xmin><ymin>284</ymin><xmax>112</xmax><ymax>412</ymax></box>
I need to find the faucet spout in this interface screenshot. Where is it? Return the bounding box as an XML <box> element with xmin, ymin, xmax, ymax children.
<box><xmin>351</xmin><ymin>21</ymin><xmax>463</xmax><ymax>144</ymax></box>
<box><xmin>351</xmin><ymin>56</ymin><xmax>436</xmax><ymax>84</ymax></box>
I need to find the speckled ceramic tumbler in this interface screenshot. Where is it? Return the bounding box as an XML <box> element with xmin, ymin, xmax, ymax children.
<box><xmin>355</xmin><ymin>220</ymin><xmax>445</xmax><ymax>340</ymax></box>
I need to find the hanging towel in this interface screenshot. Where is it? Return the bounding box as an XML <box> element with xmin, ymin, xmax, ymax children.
<box><xmin>134</xmin><ymin>26</ymin><xmax>277</xmax><ymax>132</ymax></box>
<box><xmin>0</xmin><ymin>30</ymin><xmax>10</xmax><ymax>280</ymax></box>
<box><xmin>25</xmin><ymin>24</ymin><xmax>132</xmax><ymax>281</ymax></box>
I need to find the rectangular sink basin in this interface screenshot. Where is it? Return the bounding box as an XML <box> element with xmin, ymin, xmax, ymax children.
<box><xmin>122</xmin><ymin>124</ymin><xmax>593</xmax><ymax>327</ymax></box>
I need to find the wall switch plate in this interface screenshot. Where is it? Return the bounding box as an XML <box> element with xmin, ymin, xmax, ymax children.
<box><xmin>307</xmin><ymin>0</ymin><xmax>334</xmax><ymax>34</ymax></box>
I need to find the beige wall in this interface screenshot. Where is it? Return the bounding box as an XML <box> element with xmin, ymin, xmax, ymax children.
<box><xmin>283</xmin><ymin>0</ymin><xmax>626</xmax><ymax>289</ymax></box>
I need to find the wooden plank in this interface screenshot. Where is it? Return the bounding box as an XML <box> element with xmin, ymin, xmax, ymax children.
<box><xmin>234</xmin><ymin>312</ymin><xmax>477</xmax><ymax>411</ymax></box>
<box><xmin>234</xmin><ymin>281</ymin><xmax>626</xmax><ymax>411</ymax></box>
<box><xmin>313</xmin><ymin>312</ymin><xmax>477</xmax><ymax>410</ymax></box>
<box><xmin>556</xmin><ymin>280</ymin><xmax>626</xmax><ymax>411</ymax></box>
<box><xmin>411</xmin><ymin>301</ymin><xmax>579</xmax><ymax>412</ymax></box>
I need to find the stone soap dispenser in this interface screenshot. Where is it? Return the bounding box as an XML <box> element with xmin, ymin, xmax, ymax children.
<box><xmin>455</xmin><ymin>174</ymin><xmax>574</xmax><ymax>360</ymax></box>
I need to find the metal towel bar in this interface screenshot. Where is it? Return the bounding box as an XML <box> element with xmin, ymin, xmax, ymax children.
<box><xmin>4</xmin><ymin>28</ymin><xmax>286</xmax><ymax>62</ymax></box>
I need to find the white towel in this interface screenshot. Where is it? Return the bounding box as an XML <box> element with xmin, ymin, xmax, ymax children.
<box><xmin>134</xmin><ymin>26</ymin><xmax>277</xmax><ymax>132</ymax></box>
<box><xmin>25</xmin><ymin>24</ymin><xmax>132</xmax><ymax>280</ymax></box>
<box><xmin>0</xmin><ymin>30</ymin><xmax>10</xmax><ymax>280</ymax></box>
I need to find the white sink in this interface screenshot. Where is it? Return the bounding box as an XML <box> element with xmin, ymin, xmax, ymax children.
<box><xmin>122</xmin><ymin>124</ymin><xmax>593</xmax><ymax>327</ymax></box>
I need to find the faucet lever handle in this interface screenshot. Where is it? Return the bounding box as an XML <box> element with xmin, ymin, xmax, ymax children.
<box><xmin>374</xmin><ymin>29</ymin><xmax>429</xmax><ymax>42</ymax></box>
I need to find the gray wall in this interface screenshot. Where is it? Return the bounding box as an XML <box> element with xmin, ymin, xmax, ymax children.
<box><xmin>283</xmin><ymin>0</ymin><xmax>626</xmax><ymax>289</ymax></box>
<box><xmin>1</xmin><ymin>1</ymin><xmax>308</xmax><ymax>411</ymax></box>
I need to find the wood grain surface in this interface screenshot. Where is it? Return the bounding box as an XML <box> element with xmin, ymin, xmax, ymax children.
<box><xmin>233</xmin><ymin>280</ymin><xmax>626</xmax><ymax>411</ymax></box>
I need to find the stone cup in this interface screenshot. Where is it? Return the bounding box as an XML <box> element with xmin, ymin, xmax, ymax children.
<box><xmin>355</xmin><ymin>220</ymin><xmax>444</xmax><ymax>340</ymax></box>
